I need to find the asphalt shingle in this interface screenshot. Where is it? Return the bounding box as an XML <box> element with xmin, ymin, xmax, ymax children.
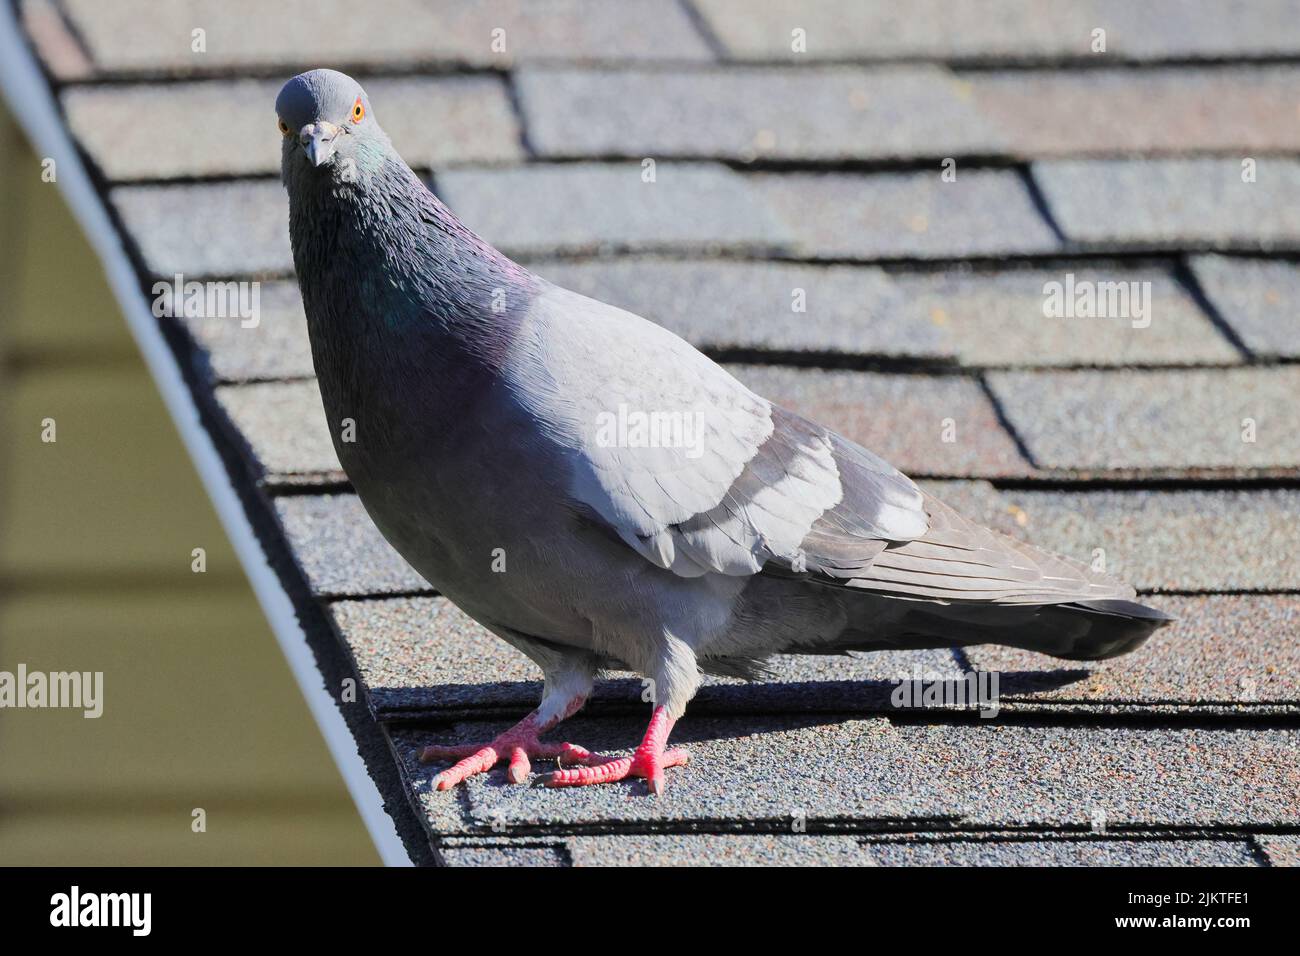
<box><xmin>864</xmin><ymin>837</ymin><xmax>1260</xmax><ymax>866</ymax></box>
<box><xmin>964</xmin><ymin>594</ymin><xmax>1300</xmax><ymax>711</ymax></box>
<box><xmin>274</xmin><ymin>495</ymin><xmax>429</xmax><ymax>598</ymax></box>
<box><xmin>215</xmin><ymin>381</ymin><xmax>341</xmax><ymax>486</ymax></box>
<box><xmin>695</xmin><ymin>0</ymin><xmax>1300</xmax><ymax>63</ymax></box>
<box><xmin>893</xmin><ymin>267</ymin><xmax>1238</xmax><ymax>366</ymax></box>
<box><xmin>529</xmin><ymin>264</ymin><xmax>1237</xmax><ymax>367</ymax></box>
<box><xmin>65</xmin><ymin>77</ymin><xmax>522</xmax><ymax>181</ymax></box>
<box><xmin>438</xmin><ymin>163</ymin><xmax>793</xmax><ymax>257</ymax></box>
<box><xmin>60</xmin><ymin>0</ymin><xmax>714</xmax><ymax>75</ymax></box>
<box><xmin>516</xmin><ymin>65</ymin><xmax>1004</xmax><ymax>162</ymax></box>
<box><xmin>440</xmin><ymin>833</ymin><xmax>1264</xmax><ymax>866</ymax></box>
<box><xmin>1256</xmin><ymin>835</ymin><xmax>1300</xmax><ymax>866</ymax></box>
<box><xmin>565</xmin><ymin>834</ymin><xmax>866</xmax><ymax>867</ymax></box>
<box><xmin>987</xmin><ymin>368</ymin><xmax>1300</xmax><ymax>474</ymax></box>
<box><xmin>439</xmin><ymin>843</ymin><xmax>568</xmax><ymax>867</ymax></box>
<box><xmin>179</xmin><ymin>280</ymin><xmax>314</xmax><ymax>383</ymax></box>
<box><xmin>328</xmin><ymin>594</ymin><xmax>963</xmax><ymax>718</ymax></box>
<box><xmin>754</xmin><ymin>171</ymin><xmax>1061</xmax><ymax>260</ymax></box>
<box><xmin>111</xmin><ymin>181</ymin><xmax>289</xmax><ymax>277</ymax></box>
<box><xmin>967</xmin><ymin>67</ymin><xmax>1300</xmax><ymax>157</ymax></box>
<box><xmin>1034</xmin><ymin>159</ymin><xmax>1300</xmax><ymax>250</ymax></box>
<box><xmin>531</xmin><ymin>259</ymin><xmax>945</xmax><ymax>359</ymax></box>
<box><xmin>730</xmin><ymin>365</ymin><xmax>1031</xmax><ymax>477</ymax></box>
<box><xmin>1191</xmin><ymin>255</ymin><xmax>1300</xmax><ymax>360</ymax></box>
<box><xmin>999</xmin><ymin>488</ymin><xmax>1300</xmax><ymax>591</ymax></box>
<box><xmin>397</xmin><ymin>716</ymin><xmax>1300</xmax><ymax>833</ymax></box>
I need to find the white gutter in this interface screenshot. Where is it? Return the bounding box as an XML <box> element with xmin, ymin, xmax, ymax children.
<box><xmin>0</xmin><ymin>7</ymin><xmax>411</xmax><ymax>866</ymax></box>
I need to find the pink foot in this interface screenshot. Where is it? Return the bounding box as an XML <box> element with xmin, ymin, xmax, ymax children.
<box><xmin>419</xmin><ymin>706</ymin><xmax>591</xmax><ymax>790</ymax></box>
<box><xmin>535</xmin><ymin>706</ymin><xmax>689</xmax><ymax>795</ymax></box>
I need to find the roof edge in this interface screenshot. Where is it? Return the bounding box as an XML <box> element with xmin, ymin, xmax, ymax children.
<box><xmin>0</xmin><ymin>4</ymin><xmax>413</xmax><ymax>867</ymax></box>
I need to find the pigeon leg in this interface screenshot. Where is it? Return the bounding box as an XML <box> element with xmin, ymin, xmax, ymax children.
<box><xmin>535</xmin><ymin>705</ymin><xmax>690</xmax><ymax>795</ymax></box>
<box><xmin>419</xmin><ymin>695</ymin><xmax>592</xmax><ymax>789</ymax></box>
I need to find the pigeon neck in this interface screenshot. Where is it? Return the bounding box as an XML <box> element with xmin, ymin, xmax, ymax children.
<box><xmin>288</xmin><ymin>152</ymin><xmax>537</xmax><ymax>361</ymax></box>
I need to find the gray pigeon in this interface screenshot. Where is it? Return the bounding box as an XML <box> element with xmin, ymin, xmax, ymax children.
<box><xmin>276</xmin><ymin>70</ymin><xmax>1172</xmax><ymax>794</ymax></box>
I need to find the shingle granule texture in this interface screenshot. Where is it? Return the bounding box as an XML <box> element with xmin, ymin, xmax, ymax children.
<box><xmin>864</xmin><ymin>837</ymin><xmax>1260</xmax><ymax>866</ymax></box>
<box><xmin>394</xmin><ymin>717</ymin><xmax>1299</xmax><ymax>835</ymax></box>
<box><xmin>437</xmin><ymin>163</ymin><xmax>794</xmax><ymax>257</ymax></box>
<box><xmin>987</xmin><ymin>368</ymin><xmax>1300</xmax><ymax>474</ymax></box>
<box><xmin>1033</xmin><ymin>159</ymin><xmax>1300</xmax><ymax>250</ymax></box>
<box><xmin>1190</xmin><ymin>254</ymin><xmax>1300</xmax><ymax>359</ymax></box>
<box><xmin>274</xmin><ymin>495</ymin><xmax>430</xmax><ymax>598</ymax></box>
<box><xmin>964</xmin><ymin>594</ymin><xmax>1300</xmax><ymax>710</ymax></box>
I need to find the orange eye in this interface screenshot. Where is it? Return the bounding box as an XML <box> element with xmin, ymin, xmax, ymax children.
<box><xmin>277</xmin><ymin>118</ymin><xmax>291</xmax><ymax>136</ymax></box>
<box><xmin>351</xmin><ymin>98</ymin><xmax>365</xmax><ymax>123</ymax></box>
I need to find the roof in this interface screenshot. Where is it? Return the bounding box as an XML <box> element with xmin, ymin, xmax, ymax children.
<box><xmin>14</xmin><ymin>0</ymin><xmax>1299</xmax><ymax>866</ymax></box>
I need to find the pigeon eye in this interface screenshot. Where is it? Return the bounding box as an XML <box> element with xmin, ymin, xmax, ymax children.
<box><xmin>351</xmin><ymin>98</ymin><xmax>365</xmax><ymax>123</ymax></box>
<box><xmin>277</xmin><ymin>118</ymin><xmax>291</xmax><ymax>136</ymax></box>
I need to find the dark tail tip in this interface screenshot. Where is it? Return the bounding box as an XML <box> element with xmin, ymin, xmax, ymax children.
<box><xmin>1051</xmin><ymin>598</ymin><xmax>1174</xmax><ymax>661</ymax></box>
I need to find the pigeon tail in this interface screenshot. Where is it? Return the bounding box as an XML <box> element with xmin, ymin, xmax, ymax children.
<box><xmin>796</xmin><ymin>590</ymin><xmax>1174</xmax><ymax>663</ymax></box>
<box><xmin>1044</xmin><ymin>598</ymin><xmax>1175</xmax><ymax>660</ymax></box>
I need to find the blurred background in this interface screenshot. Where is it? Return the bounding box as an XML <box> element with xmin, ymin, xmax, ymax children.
<box><xmin>0</xmin><ymin>99</ymin><xmax>377</xmax><ymax>865</ymax></box>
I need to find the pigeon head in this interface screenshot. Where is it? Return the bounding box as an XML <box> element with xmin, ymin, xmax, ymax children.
<box><xmin>276</xmin><ymin>69</ymin><xmax>388</xmax><ymax>180</ymax></box>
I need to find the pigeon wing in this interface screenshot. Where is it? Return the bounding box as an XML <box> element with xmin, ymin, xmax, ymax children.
<box><xmin>511</xmin><ymin>284</ymin><xmax>928</xmax><ymax>578</ymax></box>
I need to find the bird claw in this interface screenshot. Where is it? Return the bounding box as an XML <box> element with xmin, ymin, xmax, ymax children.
<box><xmin>533</xmin><ymin>747</ymin><xmax>691</xmax><ymax>794</ymax></box>
<box><xmin>422</xmin><ymin>739</ymin><xmax>599</xmax><ymax>790</ymax></box>
<box><xmin>419</xmin><ymin>701</ymin><xmax>603</xmax><ymax>792</ymax></box>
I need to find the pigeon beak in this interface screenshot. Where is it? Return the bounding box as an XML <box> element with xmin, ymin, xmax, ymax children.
<box><xmin>300</xmin><ymin>121</ymin><xmax>341</xmax><ymax>167</ymax></box>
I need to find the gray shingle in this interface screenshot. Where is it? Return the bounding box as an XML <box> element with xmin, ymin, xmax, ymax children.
<box><xmin>440</xmin><ymin>843</ymin><xmax>567</xmax><ymax>867</ymax></box>
<box><xmin>61</xmin><ymin>0</ymin><xmax>713</xmax><ymax>75</ymax></box>
<box><xmin>695</xmin><ymin>0</ymin><xmax>1300</xmax><ymax>62</ymax></box>
<box><xmin>516</xmin><ymin>65</ymin><xmax>1005</xmax><ymax>162</ymax></box>
<box><xmin>1256</xmin><ymin>835</ymin><xmax>1300</xmax><ymax>866</ymax></box>
<box><xmin>111</xmin><ymin>181</ymin><xmax>289</xmax><ymax>277</ymax></box>
<box><xmin>179</xmin><ymin>280</ymin><xmax>314</xmax><ymax>383</ymax></box>
<box><xmin>730</xmin><ymin>365</ymin><xmax>1031</xmax><ymax>478</ymax></box>
<box><xmin>328</xmin><ymin>594</ymin><xmax>962</xmax><ymax>718</ymax></box>
<box><xmin>437</xmin><ymin>163</ymin><xmax>792</xmax><ymax>257</ymax></box>
<box><xmin>65</xmin><ymin>77</ymin><xmax>522</xmax><ymax>181</ymax></box>
<box><xmin>988</xmin><ymin>368</ymin><xmax>1300</xmax><ymax>474</ymax></box>
<box><xmin>215</xmin><ymin>381</ymin><xmax>341</xmax><ymax>486</ymax></box>
<box><xmin>274</xmin><ymin>495</ymin><xmax>429</xmax><ymax>598</ymax></box>
<box><xmin>754</xmin><ymin>171</ymin><xmax>1060</xmax><ymax>260</ymax></box>
<box><xmin>566</xmin><ymin>834</ymin><xmax>867</xmax><ymax>867</ymax></box>
<box><xmin>893</xmin><ymin>268</ymin><xmax>1238</xmax><ymax>366</ymax></box>
<box><xmin>864</xmin><ymin>837</ymin><xmax>1260</xmax><ymax>866</ymax></box>
<box><xmin>1191</xmin><ymin>255</ymin><xmax>1300</xmax><ymax>360</ymax></box>
<box><xmin>965</xmin><ymin>594</ymin><xmax>1300</xmax><ymax>710</ymax></box>
<box><xmin>999</xmin><ymin>489</ymin><xmax>1300</xmax><ymax>591</ymax></box>
<box><xmin>967</xmin><ymin>67</ymin><xmax>1300</xmax><ymax>157</ymax></box>
<box><xmin>1033</xmin><ymin>159</ymin><xmax>1300</xmax><ymax>250</ymax></box>
<box><xmin>440</xmin><ymin>832</ymin><xmax>1263</xmax><ymax>866</ymax></box>
<box><xmin>397</xmin><ymin>716</ymin><xmax>1300</xmax><ymax>833</ymax></box>
<box><xmin>531</xmin><ymin>259</ymin><xmax>947</xmax><ymax>359</ymax></box>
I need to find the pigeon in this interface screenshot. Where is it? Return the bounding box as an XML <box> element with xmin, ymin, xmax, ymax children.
<box><xmin>276</xmin><ymin>69</ymin><xmax>1172</xmax><ymax>795</ymax></box>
